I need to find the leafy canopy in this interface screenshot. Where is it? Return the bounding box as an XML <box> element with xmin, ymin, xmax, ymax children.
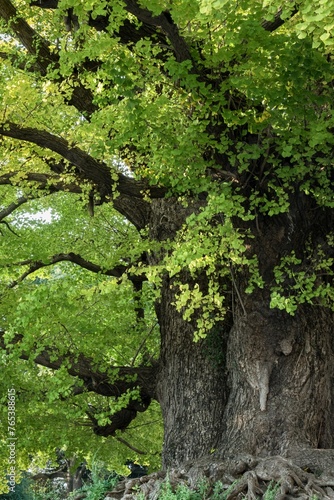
<box><xmin>0</xmin><ymin>0</ymin><xmax>333</xmax><ymax>489</ymax></box>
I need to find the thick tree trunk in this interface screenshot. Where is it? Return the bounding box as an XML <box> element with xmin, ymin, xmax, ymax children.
<box><xmin>151</xmin><ymin>199</ymin><xmax>334</xmax><ymax>471</ymax></box>
<box><xmin>156</xmin><ymin>275</ymin><xmax>228</xmax><ymax>468</ymax></box>
<box><xmin>221</xmin><ymin>290</ymin><xmax>334</xmax><ymax>459</ymax></box>
<box><xmin>149</xmin><ymin>198</ymin><xmax>228</xmax><ymax>468</ymax></box>
<box><xmin>157</xmin><ymin>283</ymin><xmax>334</xmax><ymax>470</ymax></box>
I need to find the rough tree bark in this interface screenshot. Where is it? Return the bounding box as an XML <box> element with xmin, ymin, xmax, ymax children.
<box><xmin>1</xmin><ymin>1</ymin><xmax>334</xmax><ymax>497</ymax></box>
<box><xmin>139</xmin><ymin>197</ymin><xmax>334</xmax><ymax>498</ymax></box>
<box><xmin>218</xmin><ymin>201</ymin><xmax>334</xmax><ymax>464</ymax></box>
<box><xmin>222</xmin><ymin>291</ymin><xmax>334</xmax><ymax>459</ymax></box>
<box><xmin>156</xmin><ymin>275</ymin><xmax>228</xmax><ymax>468</ymax></box>
<box><xmin>146</xmin><ymin>199</ymin><xmax>228</xmax><ymax>468</ymax></box>
<box><xmin>143</xmin><ymin>193</ymin><xmax>334</xmax><ymax>469</ymax></box>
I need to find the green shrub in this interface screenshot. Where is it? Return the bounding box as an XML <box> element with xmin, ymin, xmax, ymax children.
<box><xmin>68</xmin><ymin>461</ymin><xmax>120</xmax><ymax>500</ymax></box>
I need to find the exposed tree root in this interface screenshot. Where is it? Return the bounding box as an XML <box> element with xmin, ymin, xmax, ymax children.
<box><xmin>222</xmin><ymin>456</ymin><xmax>334</xmax><ymax>499</ymax></box>
<box><xmin>104</xmin><ymin>453</ymin><xmax>334</xmax><ymax>499</ymax></box>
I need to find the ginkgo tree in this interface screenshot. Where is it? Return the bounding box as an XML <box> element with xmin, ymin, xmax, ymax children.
<box><xmin>0</xmin><ymin>0</ymin><xmax>334</xmax><ymax>496</ymax></box>
<box><xmin>0</xmin><ymin>194</ymin><xmax>163</xmax><ymax>487</ymax></box>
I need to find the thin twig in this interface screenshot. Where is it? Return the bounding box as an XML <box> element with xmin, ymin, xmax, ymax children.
<box><xmin>0</xmin><ymin>220</ymin><xmax>20</xmax><ymax>237</ymax></box>
<box><xmin>116</xmin><ymin>437</ymin><xmax>146</xmax><ymax>455</ymax></box>
<box><xmin>229</xmin><ymin>264</ymin><xmax>247</xmax><ymax>317</ymax></box>
<box><xmin>131</xmin><ymin>321</ymin><xmax>158</xmax><ymax>367</ymax></box>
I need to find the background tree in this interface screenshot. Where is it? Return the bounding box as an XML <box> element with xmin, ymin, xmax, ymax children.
<box><xmin>0</xmin><ymin>0</ymin><xmax>334</xmax><ymax>496</ymax></box>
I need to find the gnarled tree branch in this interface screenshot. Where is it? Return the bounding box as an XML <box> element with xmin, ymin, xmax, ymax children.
<box><xmin>0</xmin><ymin>0</ymin><xmax>97</xmax><ymax>116</ymax></box>
<box><xmin>0</xmin><ymin>123</ymin><xmax>166</xmax><ymax>200</ymax></box>
<box><xmin>0</xmin><ymin>329</ymin><xmax>157</xmax><ymax>437</ymax></box>
<box><xmin>0</xmin><ymin>330</ymin><xmax>157</xmax><ymax>400</ymax></box>
<box><xmin>0</xmin><ymin>123</ymin><xmax>167</xmax><ymax>228</ymax></box>
<box><xmin>30</xmin><ymin>0</ymin><xmax>192</xmax><ymax>64</ymax></box>
<box><xmin>85</xmin><ymin>398</ymin><xmax>152</xmax><ymax>437</ymax></box>
<box><xmin>0</xmin><ymin>170</ymin><xmax>153</xmax><ymax>230</ymax></box>
<box><xmin>122</xmin><ymin>0</ymin><xmax>192</xmax><ymax>63</ymax></box>
<box><xmin>0</xmin><ymin>122</ymin><xmax>113</xmax><ymax>198</ymax></box>
<box><xmin>8</xmin><ymin>252</ymin><xmax>145</xmax><ymax>288</ymax></box>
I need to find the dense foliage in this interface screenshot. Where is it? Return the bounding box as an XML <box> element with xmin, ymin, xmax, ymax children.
<box><xmin>0</xmin><ymin>0</ymin><xmax>333</xmax><ymax>495</ymax></box>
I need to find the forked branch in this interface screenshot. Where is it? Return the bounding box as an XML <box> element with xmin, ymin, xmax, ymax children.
<box><xmin>0</xmin><ymin>123</ymin><xmax>166</xmax><ymax>201</ymax></box>
<box><xmin>0</xmin><ymin>331</ymin><xmax>157</xmax><ymax>399</ymax></box>
<box><xmin>0</xmin><ymin>0</ymin><xmax>97</xmax><ymax>115</ymax></box>
<box><xmin>8</xmin><ymin>252</ymin><xmax>145</xmax><ymax>288</ymax></box>
<box><xmin>30</xmin><ymin>0</ymin><xmax>193</xmax><ymax>64</ymax></box>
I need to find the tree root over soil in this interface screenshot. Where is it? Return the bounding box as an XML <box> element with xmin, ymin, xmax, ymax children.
<box><xmin>104</xmin><ymin>451</ymin><xmax>334</xmax><ymax>499</ymax></box>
